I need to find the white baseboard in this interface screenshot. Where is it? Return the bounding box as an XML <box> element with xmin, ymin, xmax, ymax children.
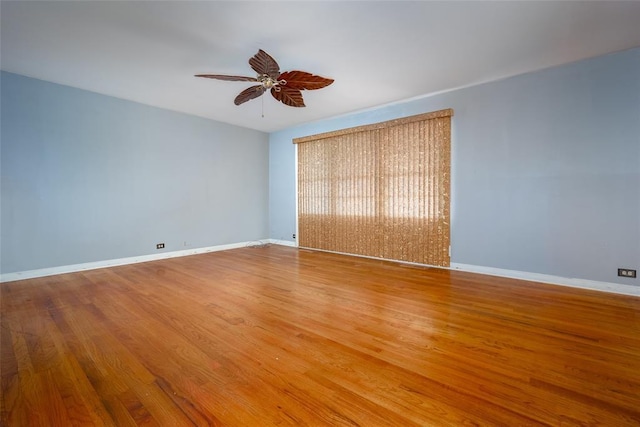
<box><xmin>3</xmin><ymin>241</ymin><xmax>636</xmax><ymax>297</ymax></box>
<box><xmin>268</xmin><ymin>239</ymin><xmax>297</xmax><ymax>247</ymax></box>
<box><xmin>269</xmin><ymin>245</ymin><xmax>639</xmax><ymax>297</ymax></box>
<box><xmin>0</xmin><ymin>240</ymin><xmax>272</xmax><ymax>283</ymax></box>
<box><xmin>451</xmin><ymin>263</ymin><xmax>639</xmax><ymax>297</ymax></box>
<box><xmin>275</xmin><ymin>245</ymin><xmax>639</xmax><ymax>297</ymax></box>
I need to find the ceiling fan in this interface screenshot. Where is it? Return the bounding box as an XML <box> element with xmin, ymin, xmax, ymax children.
<box><xmin>195</xmin><ymin>50</ymin><xmax>334</xmax><ymax>108</ymax></box>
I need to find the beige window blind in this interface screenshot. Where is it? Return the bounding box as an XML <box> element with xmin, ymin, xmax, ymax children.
<box><xmin>294</xmin><ymin>109</ymin><xmax>452</xmax><ymax>266</ymax></box>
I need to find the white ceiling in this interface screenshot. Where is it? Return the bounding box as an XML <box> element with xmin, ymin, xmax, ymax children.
<box><xmin>2</xmin><ymin>1</ymin><xmax>640</xmax><ymax>133</ymax></box>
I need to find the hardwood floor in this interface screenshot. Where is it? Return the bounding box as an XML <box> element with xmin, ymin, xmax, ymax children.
<box><xmin>1</xmin><ymin>245</ymin><xmax>639</xmax><ymax>426</ymax></box>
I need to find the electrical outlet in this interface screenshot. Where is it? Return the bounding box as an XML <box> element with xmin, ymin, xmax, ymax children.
<box><xmin>292</xmin><ymin>233</ymin><xmax>296</xmax><ymax>239</ymax></box>
<box><xmin>156</xmin><ymin>243</ymin><xmax>165</xmax><ymax>249</ymax></box>
<box><xmin>618</xmin><ymin>268</ymin><xmax>637</xmax><ymax>278</ymax></box>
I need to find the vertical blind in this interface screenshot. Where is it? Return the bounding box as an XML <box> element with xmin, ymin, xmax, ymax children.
<box><xmin>294</xmin><ymin>109</ymin><xmax>452</xmax><ymax>266</ymax></box>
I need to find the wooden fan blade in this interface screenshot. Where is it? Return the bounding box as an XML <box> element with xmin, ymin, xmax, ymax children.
<box><xmin>249</xmin><ymin>50</ymin><xmax>280</xmax><ymax>79</ymax></box>
<box><xmin>271</xmin><ymin>87</ymin><xmax>305</xmax><ymax>108</ymax></box>
<box><xmin>195</xmin><ymin>74</ymin><xmax>258</xmax><ymax>82</ymax></box>
<box><xmin>234</xmin><ymin>85</ymin><xmax>266</xmax><ymax>105</ymax></box>
<box><xmin>278</xmin><ymin>71</ymin><xmax>334</xmax><ymax>90</ymax></box>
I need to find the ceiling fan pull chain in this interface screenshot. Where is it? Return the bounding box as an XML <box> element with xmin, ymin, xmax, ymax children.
<box><xmin>262</xmin><ymin>94</ymin><xmax>264</xmax><ymax>118</ymax></box>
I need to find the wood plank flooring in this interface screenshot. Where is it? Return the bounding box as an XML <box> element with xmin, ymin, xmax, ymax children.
<box><xmin>1</xmin><ymin>245</ymin><xmax>639</xmax><ymax>426</ymax></box>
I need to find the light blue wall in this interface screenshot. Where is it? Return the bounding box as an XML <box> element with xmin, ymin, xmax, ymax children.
<box><xmin>269</xmin><ymin>48</ymin><xmax>640</xmax><ymax>286</ymax></box>
<box><xmin>3</xmin><ymin>48</ymin><xmax>639</xmax><ymax>285</ymax></box>
<box><xmin>1</xmin><ymin>71</ymin><xmax>269</xmax><ymax>274</ymax></box>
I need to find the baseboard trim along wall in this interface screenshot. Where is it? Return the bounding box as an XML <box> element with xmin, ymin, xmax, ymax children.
<box><xmin>0</xmin><ymin>240</ymin><xmax>273</xmax><ymax>283</ymax></box>
<box><xmin>2</xmin><ymin>240</ymin><xmax>637</xmax><ymax>297</ymax></box>
<box><xmin>450</xmin><ymin>263</ymin><xmax>639</xmax><ymax>297</ymax></box>
<box><xmin>268</xmin><ymin>239</ymin><xmax>297</xmax><ymax>247</ymax></box>
<box><xmin>288</xmin><ymin>244</ymin><xmax>639</xmax><ymax>297</ymax></box>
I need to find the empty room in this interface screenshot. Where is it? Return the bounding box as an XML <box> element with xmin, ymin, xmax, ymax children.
<box><xmin>1</xmin><ymin>1</ymin><xmax>639</xmax><ymax>425</ymax></box>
